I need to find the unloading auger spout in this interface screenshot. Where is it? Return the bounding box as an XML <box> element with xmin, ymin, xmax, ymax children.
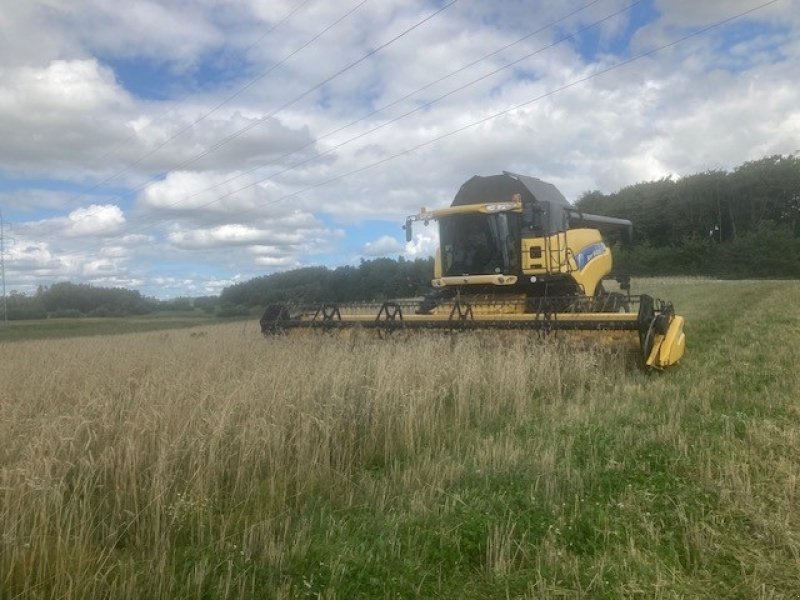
<box><xmin>261</xmin><ymin>172</ymin><xmax>686</xmax><ymax>370</ymax></box>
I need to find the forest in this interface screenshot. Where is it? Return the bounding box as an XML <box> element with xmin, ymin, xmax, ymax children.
<box><xmin>577</xmin><ymin>154</ymin><xmax>800</xmax><ymax>277</ymax></box>
<box><xmin>218</xmin><ymin>256</ymin><xmax>435</xmax><ymax>307</ymax></box>
<box><xmin>3</xmin><ymin>282</ymin><xmax>218</xmax><ymax>320</ymax></box>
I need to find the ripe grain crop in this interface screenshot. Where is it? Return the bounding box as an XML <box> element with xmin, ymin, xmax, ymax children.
<box><xmin>2</xmin><ymin>279</ymin><xmax>800</xmax><ymax>598</ymax></box>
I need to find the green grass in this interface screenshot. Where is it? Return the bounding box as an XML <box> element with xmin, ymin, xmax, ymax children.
<box><xmin>2</xmin><ymin>278</ymin><xmax>800</xmax><ymax>598</ymax></box>
<box><xmin>0</xmin><ymin>311</ymin><xmax>247</xmax><ymax>343</ymax></box>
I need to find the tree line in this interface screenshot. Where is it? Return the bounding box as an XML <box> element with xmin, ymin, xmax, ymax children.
<box><xmin>576</xmin><ymin>154</ymin><xmax>800</xmax><ymax>277</ymax></box>
<box><xmin>3</xmin><ymin>282</ymin><xmax>218</xmax><ymax>321</ymax></box>
<box><xmin>219</xmin><ymin>257</ymin><xmax>435</xmax><ymax>308</ymax></box>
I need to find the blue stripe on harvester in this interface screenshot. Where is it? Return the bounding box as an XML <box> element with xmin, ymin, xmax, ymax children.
<box><xmin>575</xmin><ymin>243</ymin><xmax>606</xmax><ymax>270</ymax></box>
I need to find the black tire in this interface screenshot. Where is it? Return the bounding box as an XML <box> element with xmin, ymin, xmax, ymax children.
<box><xmin>260</xmin><ymin>303</ymin><xmax>290</xmax><ymax>335</ymax></box>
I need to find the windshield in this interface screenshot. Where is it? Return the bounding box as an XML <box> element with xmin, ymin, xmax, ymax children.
<box><xmin>440</xmin><ymin>213</ymin><xmax>518</xmax><ymax>276</ymax></box>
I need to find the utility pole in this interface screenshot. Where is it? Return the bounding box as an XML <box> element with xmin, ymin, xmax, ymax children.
<box><xmin>0</xmin><ymin>209</ymin><xmax>6</xmax><ymax>326</ymax></box>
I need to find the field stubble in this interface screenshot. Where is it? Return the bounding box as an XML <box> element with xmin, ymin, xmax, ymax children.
<box><xmin>1</xmin><ymin>279</ymin><xmax>799</xmax><ymax>598</ymax></box>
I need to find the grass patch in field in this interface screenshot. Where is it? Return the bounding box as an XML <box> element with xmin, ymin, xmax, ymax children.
<box><xmin>0</xmin><ymin>311</ymin><xmax>247</xmax><ymax>343</ymax></box>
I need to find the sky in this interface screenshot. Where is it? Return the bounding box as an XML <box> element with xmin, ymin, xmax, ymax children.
<box><xmin>0</xmin><ymin>0</ymin><xmax>798</xmax><ymax>298</ymax></box>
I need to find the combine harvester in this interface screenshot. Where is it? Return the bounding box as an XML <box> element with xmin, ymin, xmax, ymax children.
<box><xmin>261</xmin><ymin>172</ymin><xmax>685</xmax><ymax>370</ymax></box>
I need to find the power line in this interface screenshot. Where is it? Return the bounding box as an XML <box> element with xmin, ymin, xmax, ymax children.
<box><xmin>237</xmin><ymin>0</ymin><xmax>316</xmax><ymax>57</ymax></box>
<box><xmin>145</xmin><ymin>0</ymin><xmax>459</xmax><ymax>174</ymax></box>
<box><xmin>1</xmin><ymin>209</ymin><xmax>7</xmax><ymax>325</ymax></box>
<box><xmin>119</xmin><ymin>0</ymin><xmax>613</xmax><ymax>224</ymax></box>
<box><xmin>61</xmin><ymin>0</ymin><xmax>454</xmax><ymax>230</ymax></box>
<box><xmin>88</xmin><ymin>0</ymin><xmax>365</xmax><ymax>187</ymax></box>
<box><xmin>134</xmin><ymin>0</ymin><xmax>640</xmax><ymax>220</ymax></box>
<box><xmin>40</xmin><ymin>0</ymin><xmax>630</xmax><ymax>251</ymax></box>
<box><xmin>160</xmin><ymin>0</ymin><xmax>784</xmax><ymax>221</ymax></box>
<box><xmin>59</xmin><ymin>0</ymin><xmax>318</xmax><ymax>206</ymax></box>
<box><xmin>15</xmin><ymin>0</ymin><xmax>782</xmax><ymax>277</ymax></box>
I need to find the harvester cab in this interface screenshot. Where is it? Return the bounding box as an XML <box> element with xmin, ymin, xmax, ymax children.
<box><xmin>405</xmin><ymin>172</ymin><xmax>632</xmax><ymax>299</ymax></box>
<box><xmin>264</xmin><ymin>172</ymin><xmax>686</xmax><ymax>370</ymax></box>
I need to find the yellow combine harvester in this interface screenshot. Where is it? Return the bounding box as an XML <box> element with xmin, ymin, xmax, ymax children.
<box><xmin>261</xmin><ymin>172</ymin><xmax>685</xmax><ymax>370</ymax></box>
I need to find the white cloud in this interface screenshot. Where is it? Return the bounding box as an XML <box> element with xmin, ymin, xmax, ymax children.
<box><xmin>361</xmin><ymin>235</ymin><xmax>404</xmax><ymax>257</ymax></box>
<box><xmin>0</xmin><ymin>59</ymin><xmax>133</xmax><ymax>176</ymax></box>
<box><xmin>2</xmin><ymin>59</ymin><xmax>126</xmax><ymax>112</ymax></box>
<box><xmin>138</xmin><ymin>171</ymin><xmax>296</xmax><ymax>217</ymax></box>
<box><xmin>405</xmin><ymin>229</ymin><xmax>438</xmax><ymax>259</ymax></box>
<box><xmin>144</xmin><ymin>273</ymin><xmax>244</xmax><ymax>297</ymax></box>
<box><xmin>14</xmin><ymin>204</ymin><xmax>127</xmax><ymax>243</ymax></box>
<box><xmin>168</xmin><ymin>224</ymin><xmax>299</xmax><ymax>248</ymax></box>
<box><xmin>653</xmin><ymin>0</ymin><xmax>791</xmax><ymax>27</ymax></box>
<box><xmin>253</xmin><ymin>255</ymin><xmax>298</xmax><ymax>267</ymax></box>
<box><xmin>66</xmin><ymin>204</ymin><xmax>126</xmax><ymax>236</ymax></box>
<box><xmin>0</xmin><ymin>57</ymin><xmax>314</xmax><ymax>180</ymax></box>
<box><xmin>0</xmin><ymin>188</ymin><xmax>104</xmax><ymax>213</ymax></box>
<box><xmin>81</xmin><ymin>275</ymin><xmax>146</xmax><ymax>288</ymax></box>
<box><xmin>37</xmin><ymin>0</ymin><xmax>224</xmax><ymax>67</ymax></box>
<box><xmin>8</xmin><ymin>240</ymin><xmax>65</xmax><ymax>271</ymax></box>
<box><xmin>82</xmin><ymin>257</ymin><xmax>124</xmax><ymax>276</ymax></box>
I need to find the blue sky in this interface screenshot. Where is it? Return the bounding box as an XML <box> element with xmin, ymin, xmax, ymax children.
<box><xmin>0</xmin><ymin>0</ymin><xmax>797</xmax><ymax>297</ymax></box>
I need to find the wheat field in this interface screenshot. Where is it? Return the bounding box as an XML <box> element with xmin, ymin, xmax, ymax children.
<box><xmin>1</xmin><ymin>279</ymin><xmax>799</xmax><ymax>598</ymax></box>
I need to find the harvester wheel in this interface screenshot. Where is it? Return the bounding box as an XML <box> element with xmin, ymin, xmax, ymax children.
<box><xmin>604</xmin><ymin>292</ymin><xmax>630</xmax><ymax>313</ymax></box>
<box><xmin>260</xmin><ymin>303</ymin><xmax>291</xmax><ymax>336</ymax></box>
<box><xmin>375</xmin><ymin>302</ymin><xmax>405</xmax><ymax>339</ymax></box>
<box><xmin>594</xmin><ymin>283</ymin><xmax>629</xmax><ymax>313</ymax></box>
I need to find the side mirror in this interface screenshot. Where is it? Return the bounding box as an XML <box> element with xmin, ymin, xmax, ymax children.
<box><xmin>404</xmin><ymin>219</ymin><xmax>413</xmax><ymax>242</ymax></box>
